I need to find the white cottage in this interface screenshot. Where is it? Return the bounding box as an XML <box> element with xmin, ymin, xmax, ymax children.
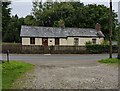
<box><xmin>20</xmin><ymin>24</ymin><xmax>104</xmax><ymax>46</ymax></box>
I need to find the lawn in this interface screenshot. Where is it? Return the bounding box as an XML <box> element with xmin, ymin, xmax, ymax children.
<box><xmin>0</xmin><ymin>64</ymin><xmax>2</xmax><ymax>90</ymax></box>
<box><xmin>98</xmin><ymin>58</ymin><xmax>120</xmax><ymax>64</ymax></box>
<box><xmin>2</xmin><ymin>61</ymin><xmax>33</xmax><ymax>89</ymax></box>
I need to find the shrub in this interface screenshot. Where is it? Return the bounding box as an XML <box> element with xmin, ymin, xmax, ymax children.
<box><xmin>85</xmin><ymin>41</ymin><xmax>92</xmax><ymax>45</ymax></box>
<box><xmin>101</xmin><ymin>40</ymin><xmax>109</xmax><ymax>45</ymax></box>
<box><xmin>86</xmin><ymin>44</ymin><xmax>118</xmax><ymax>53</ymax></box>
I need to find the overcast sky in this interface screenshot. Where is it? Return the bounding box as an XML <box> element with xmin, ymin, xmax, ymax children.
<box><xmin>10</xmin><ymin>0</ymin><xmax>120</xmax><ymax>18</ymax></box>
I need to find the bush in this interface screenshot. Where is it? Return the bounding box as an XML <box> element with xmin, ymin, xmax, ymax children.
<box><xmin>85</xmin><ymin>41</ymin><xmax>92</xmax><ymax>45</ymax></box>
<box><xmin>2</xmin><ymin>43</ymin><xmax>22</xmax><ymax>53</ymax></box>
<box><xmin>101</xmin><ymin>40</ymin><xmax>109</xmax><ymax>45</ymax></box>
<box><xmin>86</xmin><ymin>44</ymin><xmax>118</xmax><ymax>53</ymax></box>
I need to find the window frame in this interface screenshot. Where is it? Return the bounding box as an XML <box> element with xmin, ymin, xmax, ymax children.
<box><xmin>92</xmin><ymin>38</ymin><xmax>96</xmax><ymax>44</ymax></box>
<box><xmin>74</xmin><ymin>38</ymin><xmax>79</xmax><ymax>46</ymax></box>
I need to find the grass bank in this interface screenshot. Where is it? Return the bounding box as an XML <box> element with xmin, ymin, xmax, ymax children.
<box><xmin>2</xmin><ymin>61</ymin><xmax>33</xmax><ymax>89</ymax></box>
<box><xmin>0</xmin><ymin>64</ymin><xmax>2</xmax><ymax>90</ymax></box>
<box><xmin>98</xmin><ymin>58</ymin><xmax>120</xmax><ymax>64</ymax></box>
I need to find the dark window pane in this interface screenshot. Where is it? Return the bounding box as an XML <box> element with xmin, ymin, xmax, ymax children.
<box><xmin>74</xmin><ymin>38</ymin><xmax>79</xmax><ymax>46</ymax></box>
<box><xmin>30</xmin><ymin>37</ymin><xmax>35</xmax><ymax>44</ymax></box>
<box><xmin>92</xmin><ymin>39</ymin><xmax>96</xmax><ymax>44</ymax></box>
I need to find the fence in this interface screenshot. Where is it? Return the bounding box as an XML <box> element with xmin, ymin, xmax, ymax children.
<box><xmin>2</xmin><ymin>43</ymin><xmax>118</xmax><ymax>54</ymax></box>
<box><xmin>2</xmin><ymin>43</ymin><xmax>86</xmax><ymax>54</ymax></box>
<box><xmin>21</xmin><ymin>45</ymin><xmax>87</xmax><ymax>54</ymax></box>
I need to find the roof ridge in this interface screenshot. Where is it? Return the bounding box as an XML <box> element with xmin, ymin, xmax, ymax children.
<box><xmin>21</xmin><ymin>25</ymin><xmax>95</xmax><ymax>30</ymax></box>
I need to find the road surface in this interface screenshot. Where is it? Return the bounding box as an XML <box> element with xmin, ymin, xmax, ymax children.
<box><xmin>1</xmin><ymin>54</ymin><xmax>118</xmax><ymax>89</ymax></box>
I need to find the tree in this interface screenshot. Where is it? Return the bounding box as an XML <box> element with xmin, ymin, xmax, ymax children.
<box><xmin>31</xmin><ymin>2</ymin><xmax>117</xmax><ymax>40</ymax></box>
<box><xmin>3</xmin><ymin>14</ymin><xmax>25</xmax><ymax>43</ymax></box>
<box><xmin>2</xmin><ymin>2</ymin><xmax>11</xmax><ymax>42</ymax></box>
<box><xmin>24</xmin><ymin>15</ymin><xmax>36</xmax><ymax>26</ymax></box>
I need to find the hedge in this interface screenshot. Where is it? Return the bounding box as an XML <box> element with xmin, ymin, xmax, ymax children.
<box><xmin>86</xmin><ymin>45</ymin><xmax>118</xmax><ymax>53</ymax></box>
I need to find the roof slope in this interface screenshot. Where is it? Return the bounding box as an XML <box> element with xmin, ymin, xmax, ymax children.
<box><xmin>20</xmin><ymin>25</ymin><xmax>104</xmax><ymax>38</ymax></box>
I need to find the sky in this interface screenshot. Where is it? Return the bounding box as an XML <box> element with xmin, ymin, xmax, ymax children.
<box><xmin>10</xmin><ymin>0</ymin><xmax>120</xmax><ymax>18</ymax></box>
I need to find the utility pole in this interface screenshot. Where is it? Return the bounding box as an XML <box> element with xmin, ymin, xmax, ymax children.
<box><xmin>109</xmin><ymin>0</ymin><xmax>113</xmax><ymax>58</ymax></box>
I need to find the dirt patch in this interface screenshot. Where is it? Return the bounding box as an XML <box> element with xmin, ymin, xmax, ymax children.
<box><xmin>11</xmin><ymin>63</ymin><xmax>118</xmax><ymax>89</ymax></box>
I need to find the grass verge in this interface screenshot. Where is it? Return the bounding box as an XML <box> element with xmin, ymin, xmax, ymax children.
<box><xmin>2</xmin><ymin>61</ymin><xmax>33</xmax><ymax>89</ymax></box>
<box><xmin>98</xmin><ymin>58</ymin><xmax>120</xmax><ymax>64</ymax></box>
<box><xmin>0</xmin><ymin>64</ymin><xmax>2</xmax><ymax>90</ymax></box>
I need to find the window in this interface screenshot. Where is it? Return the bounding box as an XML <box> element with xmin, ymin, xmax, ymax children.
<box><xmin>30</xmin><ymin>37</ymin><xmax>35</xmax><ymax>44</ymax></box>
<box><xmin>74</xmin><ymin>38</ymin><xmax>79</xmax><ymax>46</ymax></box>
<box><xmin>92</xmin><ymin>39</ymin><xmax>96</xmax><ymax>44</ymax></box>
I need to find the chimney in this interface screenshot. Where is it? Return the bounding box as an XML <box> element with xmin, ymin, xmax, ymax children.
<box><xmin>95</xmin><ymin>23</ymin><xmax>104</xmax><ymax>37</ymax></box>
<box><xmin>95</xmin><ymin>23</ymin><xmax>101</xmax><ymax>31</ymax></box>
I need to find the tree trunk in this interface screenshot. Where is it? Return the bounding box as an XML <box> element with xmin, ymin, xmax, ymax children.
<box><xmin>118</xmin><ymin>27</ymin><xmax>120</xmax><ymax>59</ymax></box>
<box><xmin>109</xmin><ymin>0</ymin><xmax>113</xmax><ymax>58</ymax></box>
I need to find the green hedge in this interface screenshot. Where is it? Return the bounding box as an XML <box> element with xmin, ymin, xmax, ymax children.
<box><xmin>86</xmin><ymin>45</ymin><xmax>118</xmax><ymax>53</ymax></box>
<box><xmin>2</xmin><ymin>43</ymin><xmax>22</xmax><ymax>53</ymax></box>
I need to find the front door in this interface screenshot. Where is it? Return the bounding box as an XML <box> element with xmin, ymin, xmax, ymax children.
<box><xmin>42</xmin><ymin>38</ymin><xmax>48</xmax><ymax>46</ymax></box>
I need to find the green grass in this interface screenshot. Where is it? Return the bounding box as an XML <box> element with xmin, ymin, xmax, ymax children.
<box><xmin>0</xmin><ymin>64</ymin><xmax>2</xmax><ymax>90</ymax></box>
<box><xmin>98</xmin><ymin>58</ymin><xmax>120</xmax><ymax>64</ymax></box>
<box><xmin>2</xmin><ymin>61</ymin><xmax>33</xmax><ymax>89</ymax></box>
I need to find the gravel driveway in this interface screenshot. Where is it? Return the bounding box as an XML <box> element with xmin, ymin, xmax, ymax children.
<box><xmin>11</xmin><ymin>56</ymin><xmax>118</xmax><ymax>89</ymax></box>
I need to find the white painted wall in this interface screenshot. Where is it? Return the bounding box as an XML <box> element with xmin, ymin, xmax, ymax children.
<box><xmin>67</xmin><ymin>37</ymin><xmax>74</xmax><ymax>45</ymax></box>
<box><xmin>60</xmin><ymin>38</ymin><xmax>67</xmax><ymax>45</ymax></box>
<box><xmin>22</xmin><ymin>38</ymin><xmax>30</xmax><ymax>45</ymax></box>
<box><xmin>96</xmin><ymin>38</ymin><xmax>104</xmax><ymax>44</ymax></box>
<box><xmin>79</xmin><ymin>37</ymin><xmax>104</xmax><ymax>45</ymax></box>
<box><xmin>22</xmin><ymin>37</ymin><xmax>104</xmax><ymax>46</ymax></box>
<box><xmin>48</xmin><ymin>38</ymin><xmax>55</xmax><ymax>46</ymax></box>
<box><xmin>35</xmin><ymin>38</ymin><xmax>42</xmax><ymax>45</ymax></box>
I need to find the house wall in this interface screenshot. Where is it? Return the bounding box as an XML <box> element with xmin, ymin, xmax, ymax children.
<box><xmin>80</xmin><ymin>37</ymin><xmax>104</xmax><ymax>45</ymax></box>
<box><xmin>67</xmin><ymin>37</ymin><xmax>74</xmax><ymax>45</ymax></box>
<box><xmin>22</xmin><ymin>37</ymin><xmax>104</xmax><ymax>46</ymax></box>
<box><xmin>67</xmin><ymin>37</ymin><xmax>104</xmax><ymax>46</ymax></box>
<box><xmin>96</xmin><ymin>38</ymin><xmax>104</xmax><ymax>44</ymax></box>
<box><xmin>60</xmin><ymin>38</ymin><xmax>67</xmax><ymax>45</ymax></box>
<box><xmin>22</xmin><ymin>38</ymin><xmax>30</xmax><ymax>45</ymax></box>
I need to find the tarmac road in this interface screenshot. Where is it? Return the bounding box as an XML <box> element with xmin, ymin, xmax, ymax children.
<box><xmin>2</xmin><ymin>53</ymin><xmax>117</xmax><ymax>61</ymax></box>
<box><xmin>1</xmin><ymin>54</ymin><xmax>118</xmax><ymax>89</ymax></box>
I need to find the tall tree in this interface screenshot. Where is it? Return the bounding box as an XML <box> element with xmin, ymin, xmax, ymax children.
<box><xmin>24</xmin><ymin>15</ymin><xmax>36</xmax><ymax>26</ymax></box>
<box><xmin>3</xmin><ymin>14</ymin><xmax>24</xmax><ymax>43</ymax></box>
<box><xmin>31</xmin><ymin>2</ymin><xmax>117</xmax><ymax>40</ymax></box>
<box><xmin>2</xmin><ymin>2</ymin><xmax>11</xmax><ymax>42</ymax></box>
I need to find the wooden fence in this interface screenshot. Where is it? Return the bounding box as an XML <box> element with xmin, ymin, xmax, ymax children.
<box><xmin>2</xmin><ymin>43</ymin><xmax>86</xmax><ymax>54</ymax></box>
<box><xmin>21</xmin><ymin>45</ymin><xmax>87</xmax><ymax>54</ymax></box>
<box><xmin>2</xmin><ymin>43</ymin><xmax>118</xmax><ymax>54</ymax></box>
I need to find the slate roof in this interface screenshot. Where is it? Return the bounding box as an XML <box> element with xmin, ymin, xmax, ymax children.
<box><xmin>20</xmin><ymin>25</ymin><xmax>104</xmax><ymax>38</ymax></box>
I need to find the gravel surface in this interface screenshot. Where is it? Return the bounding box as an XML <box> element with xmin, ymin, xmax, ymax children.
<box><xmin>11</xmin><ymin>61</ymin><xmax>118</xmax><ymax>89</ymax></box>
